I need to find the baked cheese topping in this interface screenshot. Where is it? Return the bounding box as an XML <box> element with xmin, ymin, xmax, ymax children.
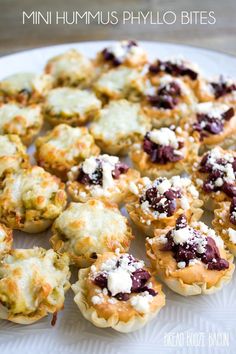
<box><xmin>0</xmin><ymin>104</ymin><xmax>41</xmax><ymax>132</ymax></box>
<box><xmin>91</xmin><ymin>100</ymin><xmax>148</xmax><ymax>141</ymax></box>
<box><xmin>0</xmin><ymin>72</ymin><xmax>52</xmax><ymax>96</ymax></box>
<box><xmin>54</xmin><ymin>200</ymin><xmax>127</xmax><ymax>247</ymax></box>
<box><xmin>0</xmin><ymin>73</ymin><xmax>35</xmax><ymax>94</ymax></box>
<box><xmin>0</xmin><ymin>248</ymin><xmax>69</xmax><ymax>314</ymax></box>
<box><xmin>2</xmin><ymin>166</ymin><xmax>63</xmax><ymax>214</ymax></box>
<box><xmin>228</xmin><ymin>228</ymin><xmax>236</xmax><ymax>244</ymax></box>
<box><xmin>0</xmin><ymin>135</ymin><xmax>17</xmax><ymax>157</ymax></box>
<box><xmin>0</xmin><ymin>225</ymin><xmax>8</xmax><ymax>252</ymax></box>
<box><xmin>37</xmin><ymin>125</ymin><xmax>97</xmax><ymax>162</ymax></box>
<box><xmin>45</xmin><ymin>88</ymin><xmax>101</xmax><ymax>115</ymax></box>
<box><xmin>95</xmin><ymin>67</ymin><xmax>145</xmax><ymax>95</ymax></box>
<box><xmin>46</xmin><ymin>49</ymin><xmax>92</xmax><ymax>80</ymax></box>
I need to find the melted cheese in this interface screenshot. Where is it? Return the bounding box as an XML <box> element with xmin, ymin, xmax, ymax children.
<box><xmin>0</xmin><ymin>104</ymin><xmax>41</xmax><ymax>133</ymax></box>
<box><xmin>95</xmin><ymin>67</ymin><xmax>144</xmax><ymax>94</ymax></box>
<box><xmin>91</xmin><ymin>100</ymin><xmax>148</xmax><ymax>141</ymax></box>
<box><xmin>2</xmin><ymin>167</ymin><xmax>62</xmax><ymax>213</ymax></box>
<box><xmin>46</xmin><ymin>88</ymin><xmax>101</xmax><ymax>115</ymax></box>
<box><xmin>0</xmin><ymin>73</ymin><xmax>52</xmax><ymax>96</ymax></box>
<box><xmin>0</xmin><ymin>249</ymin><xmax>69</xmax><ymax>313</ymax></box>
<box><xmin>0</xmin><ymin>135</ymin><xmax>17</xmax><ymax>157</ymax></box>
<box><xmin>38</xmin><ymin>125</ymin><xmax>96</xmax><ymax>162</ymax></box>
<box><xmin>0</xmin><ymin>225</ymin><xmax>7</xmax><ymax>252</ymax></box>
<box><xmin>47</xmin><ymin>50</ymin><xmax>92</xmax><ymax>79</ymax></box>
<box><xmin>0</xmin><ymin>73</ymin><xmax>35</xmax><ymax>94</ymax></box>
<box><xmin>54</xmin><ymin>201</ymin><xmax>128</xmax><ymax>253</ymax></box>
<box><xmin>228</xmin><ymin>228</ymin><xmax>236</xmax><ymax>244</ymax></box>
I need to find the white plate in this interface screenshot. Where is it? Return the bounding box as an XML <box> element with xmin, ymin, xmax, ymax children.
<box><xmin>0</xmin><ymin>41</ymin><xmax>236</xmax><ymax>354</ymax></box>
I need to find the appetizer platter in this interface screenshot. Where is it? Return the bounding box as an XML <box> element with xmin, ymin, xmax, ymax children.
<box><xmin>0</xmin><ymin>41</ymin><xmax>236</xmax><ymax>354</ymax></box>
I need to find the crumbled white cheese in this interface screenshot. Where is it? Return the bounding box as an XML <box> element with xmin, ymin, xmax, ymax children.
<box><xmin>156</xmin><ymin>179</ymin><xmax>172</xmax><ymax>194</ymax></box>
<box><xmin>107</xmin><ymin>268</ymin><xmax>132</xmax><ymax>296</ymax></box>
<box><xmin>91</xmin><ymin>295</ymin><xmax>104</xmax><ymax>305</ymax></box>
<box><xmin>177</xmin><ymin>261</ymin><xmax>186</xmax><ymax>269</ymax></box>
<box><xmin>129</xmin><ymin>181</ymin><xmax>139</xmax><ymax>195</ymax></box>
<box><xmin>82</xmin><ymin>157</ymin><xmax>98</xmax><ymax>176</ymax></box>
<box><xmin>180</xmin><ymin>196</ymin><xmax>190</xmax><ymax>210</ymax></box>
<box><xmin>130</xmin><ymin>292</ymin><xmax>153</xmax><ymax>313</ymax></box>
<box><xmin>172</xmin><ymin>227</ymin><xmax>192</xmax><ymax>245</ymax></box>
<box><xmin>228</xmin><ymin>228</ymin><xmax>236</xmax><ymax>244</ymax></box>
<box><xmin>196</xmin><ymin>102</ymin><xmax>230</xmax><ymax>119</ymax></box>
<box><xmin>148</xmin><ymin>127</ymin><xmax>179</xmax><ymax>149</ymax></box>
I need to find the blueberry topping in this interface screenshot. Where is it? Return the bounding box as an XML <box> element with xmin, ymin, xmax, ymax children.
<box><xmin>140</xmin><ymin>182</ymin><xmax>181</xmax><ymax>217</ymax></box>
<box><xmin>143</xmin><ymin>132</ymin><xmax>183</xmax><ymax>164</ymax></box>
<box><xmin>78</xmin><ymin>160</ymin><xmax>129</xmax><ymax>186</ymax></box>
<box><xmin>199</xmin><ymin>151</ymin><xmax>236</xmax><ymax>198</ymax></box>
<box><xmin>93</xmin><ymin>255</ymin><xmax>157</xmax><ymax>301</ymax></box>
<box><xmin>102</xmin><ymin>40</ymin><xmax>138</xmax><ymax>66</ymax></box>
<box><xmin>147</xmin><ymin>81</ymin><xmax>181</xmax><ymax>109</ymax></box>
<box><xmin>193</xmin><ymin>108</ymin><xmax>234</xmax><ymax>138</ymax></box>
<box><xmin>210</xmin><ymin>77</ymin><xmax>236</xmax><ymax>99</ymax></box>
<box><xmin>161</xmin><ymin>216</ymin><xmax>229</xmax><ymax>270</ymax></box>
<box><xmin>149</xmin><ymin>59</ymin><xmax>198</xmax><ymax>80</ymax></box>
<box><xmin>112</xmin><ymin>162</ymin><xmax>129</xmax><ymax>179</ymax></box>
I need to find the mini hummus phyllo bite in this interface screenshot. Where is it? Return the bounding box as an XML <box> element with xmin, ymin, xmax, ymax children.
<box><xmin>146</xmin><ymin>215</ymin><xmax>234</xmax><ymax>296</ymax></box>
<box><xmin>72</xmin><ymin>251</ymin><xmax>165</xmax><ymax>332</ymax></box>
<box><xmin>126</xmin><ymin>176</ymin><xmax>203</xmax><ymax>237</ymax></box>
<box><xmin>0</xmin><ymin>248</ymin><xmax>70</xmax><ymax>324</ymax></box>
<box><xmin>67</xmin><ymin>154</ymin><xmax>139</xmax><ymax>205</ymax></box>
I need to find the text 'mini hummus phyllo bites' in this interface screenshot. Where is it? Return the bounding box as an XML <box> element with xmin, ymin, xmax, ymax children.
<box><xmin>0</xmin><ymin>166</ymin><xmax>67</xmax><ymax>233</ymax></box>
<box><xmin>51</xmin><ymin>199</ymin><xmax>133</xmax><ymax>268</ymax></box>
<box><xmin>43</xmin><ymin>87</ymin><xmax>101</xmax><ymax>127</ymax></box>
<box><xmin>0</xmin><ymin>72</ymin><xmax>52</xmax><ymax>105</ymax></box>
<box><xmin>35</xmin><ymin>124</ymin><xmax>100</xmax><ymax>181</ymax></box>
<box><xmin>90</xmin><ymin>99</ymin><xmax>151</xmax><ymax>156</ymax></box>
<box><xmin>0</xmin><ymin>248</ymin><xmax>70</xmax><ymax>324</ymax></box>
<box><xmin>126</xmin><ymin>175</ymin><xmax>203</xmax><ymax>237</ymax></box>
<box><xmin>146</xmin><ymin>215</ymin><xmax>234</xmax><ymax>296</ymax></box>
<box><xmin>44</xmin><ymin>49</ymin><xmax>94</xmax><ymax>88</ymax></box>
<box><xmin>130</xmin><ymin>126</ymin><xmax>199</xmax><ymax>179</ymax></box>
<box><xmin>0</xmin><ymin>103</ymin><xmax>43</xmax><ymax>146</ymax></box>
<box><xmin>67</xmin><ymin>154</ymin><xmax>139</xmax><ymax>205</ymax></box>
<box><xmin>72</xmin><ymin>251</ymin><xmax>165</xmax><ymax>332</ymax></box>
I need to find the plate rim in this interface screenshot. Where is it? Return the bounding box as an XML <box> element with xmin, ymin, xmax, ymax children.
<box><xmin>0</xmin><ymin>39</ymin><xmax>236</xmax><ymax>62</ymax></box>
